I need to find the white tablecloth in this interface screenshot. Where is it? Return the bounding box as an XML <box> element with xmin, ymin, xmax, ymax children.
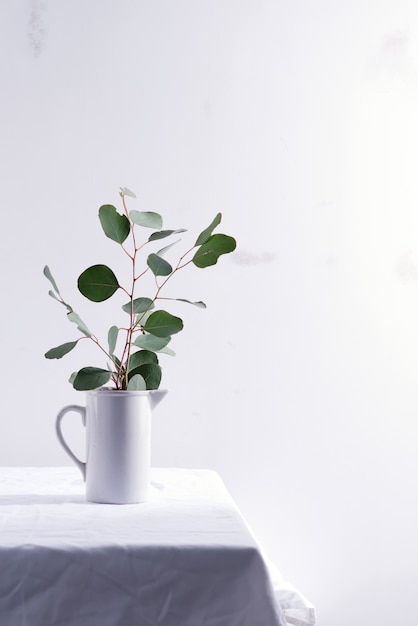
<box><xmin>0</xmin><ymin>467</ymin><xmax>316</xmax><ymax>626</ymax></box>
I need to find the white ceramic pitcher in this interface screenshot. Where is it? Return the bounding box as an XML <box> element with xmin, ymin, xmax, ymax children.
<box><xmin>55</xmin><ymin>388</ymin><xmax>167</xmax><ymax>504</ymax></box>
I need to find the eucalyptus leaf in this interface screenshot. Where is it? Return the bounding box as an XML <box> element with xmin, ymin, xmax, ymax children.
<box><xmin>99</xmin><ymin>205</ymin><xmax>130</xmax><ymax>244</ymax></box>
<box><xmin>147</xmin><ymin>253</ymin><xmax>173</xmax><ymax>277</ymax></box>
<box><xmin>48</xmin><ymin>290</ymin><xmax>60</xmax><ymax>303</ymax></box>
<box><xmin>176</xmin><ymin>298</ymin><xmax>206</xmax><ymax>308</ymax></box>
<box><xmin>143</xmin><ymin>310</ymin><xmax>183</xmax><ymax>338</ymax></box>
<box><xmin>78</xmin><ymin>265</ymin><xmax>120</xmax><ymax>302</ymax></box>
<box><xmin>43</xmin><ymin>265</ymin><xmax>61</xmax><ymax>295</ymax></box>
<box><xmin>128</xmin><ymin>350</ymin><xmax>158</xmax><ymax>372</ymax></box>
<box><xmin>129</xmin><ymin>210</ymin><xmax>163</xmax><ymax>229</ymax></box>
<box><xmin>192</xmin><ymin>234</ymin><xmax>236</xmax><ymax>268</ymax></box>
<box><xmin>72</xmin><ymin>367</ymin><xmax>111</xmax><ymax>391</ymax></box>
<box><xmin>159</xmin><ymin>346</ymin><xmax>176</xmax><ymax>356</ymax></box>
<box><xmin>128</xmin><ymin>363</ymin><xmax>161</xmax><ymax>390</ymax></box>
<box><xmin>148</xmin><ymin>229</ymin><xmax>186</xmax><ymax>242</ymax></box>
<box><xmin>67</xmin><ymin>312</ymin><xmax>91</xmax><ymax>337</ymax></box>
<box><xmin>45</xmin><ymin>341</ymin><xmax>78</xmax><ymax>360</ymax></box>
<box><xmin>108</xmin><ymin>326</ymin><xmax>118</xmax><ymax>355</ymax></box>
<box><xmin>127</xmin><ymin>374</ymin><xmax>146</xmax><ymax>390</ymax></box>
<box><xmin>48</xmin><ymin>290</ymin><xmax>72</xmax><ymax>311</ymax></box>
<box><xmin>120</xmin><ymin>187</ymin><xmax>137</xmax><ymax>198</ymax></box>
<box><xmin>195</xmin><ymin>213</ymin><xmax>222</xmax><ymax>246</ymax></box>
<box><xmin>122</xmin><ymin>297</ymin><xmax>154</xmax><ymax>315</ymax></box>
<box><xmin>134</xmin><ymin>334</ymin><xmax>171</xmax><ymax>351</ymax></box>
<box><xmin>156</xmin><ymin>239</ymin><xmax>181</xmax><ymax>257</ymax></box>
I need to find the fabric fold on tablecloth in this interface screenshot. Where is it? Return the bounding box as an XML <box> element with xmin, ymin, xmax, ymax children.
<box><xmin>267</xmin><ymin>560</ymin><xmax>316</xmax><ymax>626</ymax></box>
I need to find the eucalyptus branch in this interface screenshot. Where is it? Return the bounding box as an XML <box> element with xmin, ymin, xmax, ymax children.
<box><xmin>135</xmin><ymin>268</ymin><xmax>149</xmax><ymax>282</ymax></box>
<box><xmin>44</xmin><ymin>189</ymin><xmax>236</xmax><ymax>391</ymax></box>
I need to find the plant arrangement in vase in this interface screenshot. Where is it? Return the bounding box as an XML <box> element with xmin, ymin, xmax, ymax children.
<box><xmin>44</xmin><ymin>187</ymin><xmax>236</xmax><ymax>392</ymax></box>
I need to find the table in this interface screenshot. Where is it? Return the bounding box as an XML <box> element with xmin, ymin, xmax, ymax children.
<box><xmin>0</xmin><ymin>467</ymin><xmax>316</xmax><ymax>626</ymax></box>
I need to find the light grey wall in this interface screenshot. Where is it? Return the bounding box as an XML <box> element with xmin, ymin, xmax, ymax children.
<box><xmin>2</xmin><ymin>2</ymin><xmax>418</xmax><ymax>626</ymax></box>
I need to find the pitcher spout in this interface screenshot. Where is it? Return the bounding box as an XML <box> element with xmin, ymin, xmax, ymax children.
<box><xmin>148</xmin><ymin>389</ymin><xmax>168</xmax><ymax>411</ymax></box>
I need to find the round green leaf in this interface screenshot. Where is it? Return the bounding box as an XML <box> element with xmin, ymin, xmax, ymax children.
<box><xmin>129</xmin><ymin>210</ymin><xmax>163</xmax><ymax>229</ymax></box>
<box><xmin>192</xmin><ymin>234</ymin><xmax>237</xmax><ymax>268</ymax></box>
<box><xmin>72</xmin><ymin>367</ymin><xmax>111</xmax><ymax>391</ymax></box>
<box><xmin>99</xmin><ymin>205</ymin><xmax>130</xmax><ymax>244</ymax></box>
<box><xmin>134</xmin><ymin>334</ymin><xmax>171</xmax><ymax>351</ymax></box>
<box><xmin>78</xmin><ymin>265</ymin><xmax>120</xmax><ymax>302</ymax></box>
<box><xmin>128</xmin><ymin>363</ymin><xmax>162</xmax><ymax>390</ymax></box>
<box><xmin>128</xmin><ymin>350</ymin><xmax>158</xmax><ymax>372</ymax></box>
<box><xmin>122</xmin><ymin>297</ymin><xmax>154</xmax><ymax>315</ymax></box>
<box><xmin>147</xmin><ymin>253</ymin><xmax>173</xmax><ymax>277</ymax></box>
<box><xmin>127</xmin><ymin>374</ymin><xmax>146</xmax><ymax>391</ymax></box>
<box><xmin>143</xmin><ymin>311</ymin><xmax>184</xmax><ymax>338</ymax></box>
<box><xmin>45</xmin><ymin>341</ymin><xmax>78</xmax><ymax>360</ymax></box>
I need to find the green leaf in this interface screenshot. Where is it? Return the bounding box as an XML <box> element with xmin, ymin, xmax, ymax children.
<box><xmin>147</xmin><ymin>253</ymin><xmax>173</xmax><ymax>277</ymax></box>
<box><xmin>48</xmin><ymin>290</ymin><xmax>60</xmax><ymax>303</ymax></box>
<box><xmin>120</xmin><ymin>187</ymin><xmax>137</xmax><ymax>198</ymax></box>
<box><xmin>134</xmin><ymin>334</ymin><xmax>175</xmax><ymax>356</ymax></box>
<box><xmin>43</xmin><ymin>265</ymin><xmax>61</xmax><ymax>296</ymax></box>
<box><xmin>112</xmin><ymin>355</ymin><xmax>121</xmax><ymax>368</ymax></box>
<box><xmin>143</xmin><ymin>310</ymin><xmax>183</xmax><ymax>338</ymax></box>
<box><xmin>128</xmin><ymin>363</ymin><xmax>161</xmax><ymax>390</ymax></box>
<box><xmin>67</xmin><ymin>312</ymin><xmax>91</xmax><ymax>337</ymax></box>
<box><xmin>159</xmin><ymin>346</ymin><xmax>176</xmax><ymax>356</ymax></box>
<box><xmin>122</xmin><ymin>297</ymin><xmax>154</xmax><ymax>315</ymax></box>
<box><xmin>176</xmin><ymin>298</ymin><xmax>206</xmax><ymax>308</ymax></box>
<box><xmin>192</xmin><ymin>234</ymin><xmax>237</xmax><ymax>268</ymax></box>
<box><xmin>195</xmin><ymin>213</ymin><xmax>222</xmax><ymax>246</ymax></box>
<box><xmin>148</xmin><ymin>229</ymin><xmax>186</xmax><ymax>242</ymax></box>
<box><xmin>156</xmin><ymin>239</ymin><xmax>181</xmax><ymax>257</ymax></box>
<box><xmin>48</xmin><ymin>290</ymin><xmax>72</xmax><ymax>311</ymax></box>
<box><xmin>44</xmin><ymin>341</ymin><xmax>78</xmax><ymax>360</ymax></box>
<box><xmin>99</xmin><ymin>205</ymin><xmax>130</xmax><ymax>244</ymax></box>
<box><xmin>134</xmin><ymin>334</ymin><xmax>171</xmax><ymax>351</ymax></box>
<box><xmin>128</xmin><ymin>350</ymin><xmax>158</xmax><ymax>372</ymax></box>
<box><xmin>127</xmin><ymin>374</ymin><xmax>146</xmax><ymax>391</ymax></box>
<box><xmin>78</xmin><ymin>265</ymin><xmax>120</xmax><ymax>302</ymax></box>
<box><xmin>72</xmin><ymin>367</ymin><xmax>111</xmax><ymax>391</ymax></box>
<box><xmin>129</xmin><ymin>210</ymin><xmax>163</xmax><ymax>229</ymax></box>
<box><xmin>108</xmin><ymin>326</ymin><xmax>118</xmax><ymax>355</ymax></box>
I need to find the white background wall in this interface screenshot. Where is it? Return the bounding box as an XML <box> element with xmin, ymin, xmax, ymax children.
<box><xmin>2</xmin><ymin>2</ymin><xmax>418</xmax><ymax>625</ymax></box>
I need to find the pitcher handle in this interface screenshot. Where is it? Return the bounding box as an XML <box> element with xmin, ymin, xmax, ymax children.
<box><xmin>55</xmin><ymin>405</ymin><xmax>86</xmax><ymax>481</ymax></box>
